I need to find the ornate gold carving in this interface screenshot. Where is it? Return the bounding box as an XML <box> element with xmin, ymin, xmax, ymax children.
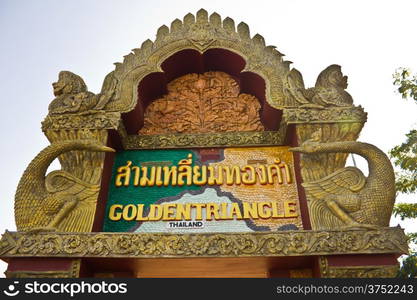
<box><xmin>48</xmin><ymin>71</ymin><xmax>117</xmax><ymax>115</ymax></box>
<box><xmin>124</xmin><ymin>131</ymin><xmax>283</xmax><ymax>149</ymax></box>
<box><xmin>42</xmin><ymin>112</ymin><xmax>121</xmax><ymax>131</ymax></box>
<box><xmin>327</xmin><ymin>266</ymin><xmax>399</xmax><ymax>278</ymax></box>
<box><xmin>311</xmin><ymin>65</ymin><xmax>353</xmax><ymax>107</ymax></box>
<box><xmin>318</xmin><ymin>256</ymin><xmax>329</xmax><ymax>277</ymax></box>
<box><xmin>14</xmin><ymin>140</ymin><xmax>114</xmax><ymax>232</ymax></box>
<box><xmin>104</xmin><ymin>10</ymin><xmax>365</xmax><ymax>112</ymax></box>
<box><xmin>283</xmin><ymin>107</ymin><xmax>367</xmax><ymax>124</ymax></box>
<box><xmin>284</xmin><ymin>65</ymin><xmax>353</xmax><ymax>108</ymax></box>
<box><xmin>4</xmin><ymin>10</ymin><xmax>400</xmax><ymax>279</ymax></box>
<box><xmin>5</xmin><ymin>259</ymin><xmax>81</xmax><ymax>278</ymax></box>
<box><xmin>295</xmin><ymin>124</ymin><xmax>364</xmax><ymax>180</ymax></box>
<box><xmin>71</xmin><ymin>258</ymin><xmax>81</xmax><ymax>277</ymax></box>
<box><xmin>291</xmin><ymin>138</ymin><xmax>395</xmax><ymax>230</ymax></box>
<box><xmin>0</xmin><ymin>228</ymin><xmax>407</xmax><ymax>258</ymax></box>
<box><xmin>0</xmin><ymin>231</ymin><xmax>16</xmax><ymax>256</ymax></box>
<box><xmin>139</xmin><ymin>72</ymin><xmax>264</xmax><ymax>134</ymax></box>
<box><xmin>292</xmin><ymin>122</ymin><xmax>365</xmax><ymax>231</ymax></box>
<box><xmin>43</xmin><ymin>130</ymin><xmax>110</xmax><ymax>209</ymax></box>
<box><xmin>318</xmin><ymin>256</ymin><xmax>398</xmax><ymax>278</ymax></box>
<box><xmin>106</xmin><ymin>9</ymin><xmax>294</xmax><ymax>112</ymax></box>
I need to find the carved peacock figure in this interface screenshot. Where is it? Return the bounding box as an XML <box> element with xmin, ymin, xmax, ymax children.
<box><xmin>15</xmin><ymin>140</ymin><xmax>114</xmax><ymax>232</ymax></box>
<box><xmin>290</xmin><ymin>140</ymin><xmax>395</xmax><ymax>230</ymax></box>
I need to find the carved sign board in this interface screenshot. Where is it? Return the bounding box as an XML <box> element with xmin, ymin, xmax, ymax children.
<box><xmin>104</xmin><ymin>146</ymin><xmax>303</xmax><ymax>232</ymax></box>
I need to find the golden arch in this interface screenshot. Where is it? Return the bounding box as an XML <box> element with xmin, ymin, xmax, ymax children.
<box><xmin>105</xmin><ymin>9</ymin><xmax>293</xmax><ymax>114</ymax></box>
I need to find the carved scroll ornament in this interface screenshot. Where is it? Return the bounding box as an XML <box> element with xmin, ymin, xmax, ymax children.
<box><xmin>0</xmin><ymin>228</ymin><xmax>408</xmax><ymax>258</ymax></box>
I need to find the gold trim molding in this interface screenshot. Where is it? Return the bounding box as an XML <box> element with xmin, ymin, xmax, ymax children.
<box><xmin>327</xmin><ymin>265</ymin><xmax>399</xmax><ymax>278</ymax></box>
<box><xmin>318</xmin><ymin>256</ymin><xmax>398</xmax><ymax>278</ymax></box>
<box><xmin>42</xmin><ymin>112</ymin><xmax>121</xmax><ymax>131</ymax></box>
<box><xmin>0</xmin><ymin>228</ymin><xmax>407</xmax><ymax>258</ymax></box>
<box><xmin>283</xmin><ymin>106</ymin><xmax>367</xmax><ymax>124</ymax></box>
<box><xmin>123</xmin><ymin>131</ymin><xmax>284</xmax><ymax>149</ymax></box>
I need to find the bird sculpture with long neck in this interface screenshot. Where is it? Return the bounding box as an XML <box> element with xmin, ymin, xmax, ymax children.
<box><xmin>290</xmin><ymin>138</ymin><xmax>395</xmax><ymax>230</ymax></box>
<box><xmin>15</xmin><ymin>139</ymin><xmax>114</xmax><ymax>232</ymax></box>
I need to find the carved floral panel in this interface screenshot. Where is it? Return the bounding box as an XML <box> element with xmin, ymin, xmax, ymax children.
<box><xmin>139</xmin><ymin>71</ymin><xmax>265</xmax><ymax>134</ymax></box>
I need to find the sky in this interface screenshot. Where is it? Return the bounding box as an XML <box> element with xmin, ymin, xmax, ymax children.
<box><xmin>0</xmin><ymin>0</ymin><xmax>416</xmax><ymax>276</ymax></box>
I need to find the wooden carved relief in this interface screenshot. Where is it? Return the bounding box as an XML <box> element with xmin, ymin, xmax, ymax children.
<box><xmin>139</xmin><ymin>71</ymin><xmax>265</xmax><ymax>134</ymax></box>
